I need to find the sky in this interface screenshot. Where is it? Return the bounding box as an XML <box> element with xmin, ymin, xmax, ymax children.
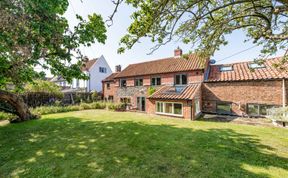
<box><xmin>64</xmin><ymin>0</ymin><xmax>285</xmax><ymax>72</ymax></box>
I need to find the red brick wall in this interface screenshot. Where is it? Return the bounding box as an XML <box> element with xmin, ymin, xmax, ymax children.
<box><xmin>202</xmin><ymin>80</ymin><xmax>286</xmax><ymax>115</ymax></box>
<box><xmin>102</xmin><ymin>81</ymin><xmax>117</xmax><ymax>101</ymax></box>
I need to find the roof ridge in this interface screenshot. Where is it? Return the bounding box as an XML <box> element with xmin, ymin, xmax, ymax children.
<box><xmin>128</xmin><ymin>53</ymin><xmax>199</xmax><ymax>66</ymax></box>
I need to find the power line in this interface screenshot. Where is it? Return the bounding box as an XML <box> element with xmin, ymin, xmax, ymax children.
<box><xmin>217</xmin><ymin>44</ymin><xmax>259</xmax><ymax>62</ymax></box>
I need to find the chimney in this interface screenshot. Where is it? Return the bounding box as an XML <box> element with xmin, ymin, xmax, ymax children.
<box><xmin>115</xmin><ymin>65</ymin><xmax>121</xmax><ymax>72</ymax></box>
<box><xmin>174</xmin><ymin>47</ymin><xmax>182</xmax><ymax>57</ymax></box>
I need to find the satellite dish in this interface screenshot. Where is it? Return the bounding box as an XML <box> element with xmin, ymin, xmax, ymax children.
<box><xmin>209</xmin><ymin>59</ymin><xmax>216</xmax><ymax>64</ymax></box>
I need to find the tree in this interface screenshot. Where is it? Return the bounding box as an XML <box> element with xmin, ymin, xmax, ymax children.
<box><xmin>112</xmin><ymin>0</ymin><xmax>287</xmax><ymax>64</ymax></box>
<box><xmin>0</xmin><ymin>0</ymin><xmax>107</xmax><ymax>122</ymax></box>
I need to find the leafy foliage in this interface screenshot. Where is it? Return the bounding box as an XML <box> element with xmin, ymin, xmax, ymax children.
<box><xmin>147</xmin><ymin>86</ymin><xmax>156</xmax><ymax>95</ymax></box>
<box><xmin>25</xmin><ymin>80</ymin><xmax>64</xmax><ymax>98</ymax></box>
<box><xmin>0</xmin><ymin>0</ymin><xmax>107</xmax><ymax>91</ymax></box>
<box><xmin>116</xmin><ymin>0</ymin><xmax>287</xmax><ymax>63</ymax></box>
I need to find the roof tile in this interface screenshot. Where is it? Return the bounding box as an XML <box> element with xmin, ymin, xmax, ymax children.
<box><xmin>207</xmin><ymin>57</ymin><xmax>288</xmax><ymax>82</ymax></box>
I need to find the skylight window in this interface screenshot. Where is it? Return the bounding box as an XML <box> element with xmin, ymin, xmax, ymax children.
<box><xmin>248</xmin><ymin>63</ymin><xmax>265</xmax><ymax>69</ymax></box>
<box><xmin>220</xmin><ymin>65</ymin><xmax>233</xmax><ymax>72</ymax></box>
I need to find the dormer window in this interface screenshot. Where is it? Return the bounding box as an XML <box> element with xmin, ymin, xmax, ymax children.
<box><xmin>220</xmin><ymin>65</ymin><xmax>233</xmax><ymax>72</ymax></box>
<box><xmin>248</xmin><ymin>63</ymin><xmax>265</xmax><ymax>69</ymax></box>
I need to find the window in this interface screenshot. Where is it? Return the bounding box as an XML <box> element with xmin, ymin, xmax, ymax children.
<box><xmin>120</xmin><ymin>79</ymin><xmax>127</xmax><ymax>87</ymax></box>
<box><xmin>156</xmin><ymin>102</ymin><xmax>183</xmax><ymax>116</ymax></box>
<box><xmin>135</xmin><ymin>78</ymin><xmax>143</xmax><ymax>86</ymax></box>
<box><xmin>194</xmin><ymin>99</ymin><xmax>200</xmax><ymax>115</ymax></box>
<box><xmin>247</xmin><ymin>104</ymin><xmax>277</xmax><ymax>116</ymax></box>
<box><xmin>106</xmin><ymin>83</ymin><xmax>110</xmax><ymax>89</ymax></box>
<box><xmin>248</xmin><ymin>63</ymin><xmax>265</xmax><ymax>69</ymax></box>
<box><xmin>120</xmin><ymin>97</ymin><xmax>131</xmax><ymax>104</ymax></box>
<box><xmin>137</xmin><ymin>97</ymin><xmax>146</xmax><ymax>111</ymax></box>
<box><xmin>76</xmin><ymin>79</ymin><xmax>80</xmax><ymax>88</ymax></box>
<box><xmin>220</xmin><ymin>65</ymin><xmax>233</xmax><ymax>72</ymax></box>
<box><xmin>108</xmin><ymin>95</ymin><xmax>113</xmax><ymax>102</ymax></box>
<box><xmin>175</xmin><ymin>74</ymin><xmax>187</xmax><ymax>85</ymax></box>
<box><xmin>151</xmin><ymin>77</ymin><xmax>161</xmax><ymax>86</ymax></box>
<box><xmin>216</xmin><ymin>102</ymin><xmax>231</xmax><ymax>114</ymax></box>
<box><xmin>99</xmin><ymin>67</ymin><xmax>107</xmax><ymax>73</ymax></box>
<box><xmin>156</xmin><ymin>102</ymin><xmax>164</xmax><ymax>113</ymax></box>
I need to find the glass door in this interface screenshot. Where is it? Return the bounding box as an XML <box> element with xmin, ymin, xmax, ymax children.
<box><xmin>137</xmin><ymin>97</ymin><xmax>146</xmax><ymax>111</ymax></box>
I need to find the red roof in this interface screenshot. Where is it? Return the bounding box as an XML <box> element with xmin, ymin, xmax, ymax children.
<box><xmin>81</xmin><ymin>58</ymin><xmax>97</xmax><ymax>71</ymax></box>
<box><xmin>102</xmin><ymin>73</ymin><xmax>119</xmax><ymax>82</ymax></box>
<box><xmin>148</xmin><ymin>83</ymin><xmax>201</xmax><ymax>100</ymax></box>
<box><xmin>115</xmin><ymin>54</ymin><xmax>208</xmax><ymax>78</ymax></box>
<box><xmin>207</xmin><ymin>57</ymin><xmax>288</xmax><ymax>82</ymax></box>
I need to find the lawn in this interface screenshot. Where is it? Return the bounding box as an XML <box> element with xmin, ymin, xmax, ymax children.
<box><xmin>0</xmin><ymin>110</ymin><xmax>287</xmax><ymax>178</ymax></box>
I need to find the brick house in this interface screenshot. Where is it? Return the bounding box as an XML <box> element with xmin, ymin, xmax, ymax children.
<box><xmin>103</xmin><ymin>48</ymin><xmax>209</xmax><ymax>120</ymax></box>
<box><xmin>203</xmin><ymin>57</ymin><xmax>288</xmax><ymax>117</ymax></box>
<box><xmin>103</xmin><ymin>49</ymin><xmax>288</xmax><ymax>119</ymax></box>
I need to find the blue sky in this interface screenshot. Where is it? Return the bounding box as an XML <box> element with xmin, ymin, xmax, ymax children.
<box><xmin>65</xmin><ymin>0</ymin><xmax>284</xmax><ymax>72</ymax></box>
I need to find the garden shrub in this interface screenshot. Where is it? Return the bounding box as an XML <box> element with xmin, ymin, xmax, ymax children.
<box><xmin>80</xmin><ymin>102</ymin><xmax>92</xmax><ymax>110</ymax></box>
<box><xmin>54</xmin><ymin>100</ymin><xmax>62</xmax><ymax>106</ymax></box>
<box><xmin>0</xmin><ymin>112</ymin><xmax>15</xmax><ymax>120</ymax></box>
<box><xmin>107</xmin><ymin>103</ymin><xmax>125</xmax><ymax>111</ymax></box>
<box><xmin>91</xmin><ymin>91</ymin><xmax>98</xmax><ymax>102</ymax></box>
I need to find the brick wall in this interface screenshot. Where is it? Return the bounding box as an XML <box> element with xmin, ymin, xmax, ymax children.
<box><xmin>102</xmin><ymin>81</ymin><xmax>117</xmax><ymax>101</ymax></box>
<box><xmin>202</xmin><ymin>80</ymin><xmax>287</xmax><ymax>115</ymax></box>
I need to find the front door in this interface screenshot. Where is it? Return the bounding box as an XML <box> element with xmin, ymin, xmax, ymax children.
<box><xmin>137</xmin><ymin>97</ymin><xmax>146</xmax><ymax>111</ymax></box>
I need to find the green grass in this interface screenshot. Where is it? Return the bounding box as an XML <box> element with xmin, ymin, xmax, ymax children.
<box><xmin>0</xmin><ymin>110</ymin><xmax>287</xmax><ymax>178</ymax></box>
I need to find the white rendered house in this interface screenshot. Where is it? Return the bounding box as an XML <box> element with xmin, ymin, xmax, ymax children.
<box><xmin>52</xmin><ymin>55</ymin><xmax>112</xmax><ymax>92</ymax></box>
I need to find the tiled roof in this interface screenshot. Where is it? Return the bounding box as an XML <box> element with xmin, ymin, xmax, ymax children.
<box><xmin>103</xmin><ymin>73</ymin><xmax>119</xmax><ymax>82</ymax></box>
<box><xmin>81</xmin><ymin>58</ymin><xmax>97</xmax><ymax>71</ymax></box>
<box><xmin>115</xmin><ymin>54</ymin><xmax>208</xmax><ymax>78</ymax></box>
<box><xmin>148</xmin><ymin>83</ymin><xmax>201</xmax><ymax>100</ymax></box>
<box><xmin>207</xmin><ymin>57</ymin><xmax>288</xmax><ymax>82</ymax></box>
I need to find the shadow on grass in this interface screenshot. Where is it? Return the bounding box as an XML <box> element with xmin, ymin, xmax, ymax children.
<box><xmin>0</xmin><ymin>116</ymin><xmax>287</xmax><ymax>177</ymax></box>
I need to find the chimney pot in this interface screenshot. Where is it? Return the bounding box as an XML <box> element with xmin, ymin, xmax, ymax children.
<box><xmin>115</xmin><ymin>65</ymin><xmax>121</xmax><ymax>72</ymax></box>
<box><xmin>174</xmin><ymin>47</ymin><xmax>182</xmax><ymax>57</ymax></box>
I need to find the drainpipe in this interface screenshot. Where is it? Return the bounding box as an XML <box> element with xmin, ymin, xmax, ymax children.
<box><xmin>283</xmin><ymin>78</ymin><xmax>286</xmax><ymax>107</ymax></box>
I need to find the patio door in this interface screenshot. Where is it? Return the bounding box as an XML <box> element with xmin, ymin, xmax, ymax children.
<box><xmin>137</xmin><ymin>97</ymin><xmax>146</xmax><ymax>111</ymax></box>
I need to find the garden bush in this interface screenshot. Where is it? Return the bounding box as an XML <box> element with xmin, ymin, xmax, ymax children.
<box><xmin>107</xmin><ymin>103</ymin><xmax>125</xmax><ymax>111</ymax></box>
<box><xmin>80</xmin><ymin>102</ymin><xmax>92</xmax><ymax>110</ymax></box>
<box><xmin>0</xmin><ymin>112</ymin><xmax>15</xmax><ymax>120</ymax></box>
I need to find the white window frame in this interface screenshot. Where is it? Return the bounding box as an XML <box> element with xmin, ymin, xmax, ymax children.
<box><xmin>220</xmin><ymin>65</ymin><xmax>233</xmax><ymax>72</ymax></box>
<box><xmin>175</xmin><ymin>74</ymin><xmax>187</xmax><ymax>86</ymax></box>
<box><xmin>155</xmin><ymin>101</ymin><xmax>183</xmax><ymax>117</ymax></box>
<box><xmin>99</xmin><ymin>67</ymin><xmax>107</xmax><ymax>73</ymax></box>
<box><xmin>151</xmin><ymin>77</ymin><xmax>161</xmax><ymax>86</ymax></box>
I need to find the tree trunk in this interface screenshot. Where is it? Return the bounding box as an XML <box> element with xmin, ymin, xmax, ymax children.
<box><xmin>0</xmin><ymin>90</ymin><xmax>38</xmax><ymax>122</ymax></box>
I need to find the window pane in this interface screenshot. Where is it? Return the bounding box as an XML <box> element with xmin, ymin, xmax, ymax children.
<box><xmin>151</xmin><ymin>78</ymin><xmax>156</xmax><ymax>86</ymax></box>
<box><xmin>182</xmin><ymin>75</ymin><xmax>187</xmax><ymax>85</ymax></box>
<box><xmin>248</xmin><ymin>104</ymin><xmax>259</xmax><ymax>115</ymax></box>
<box><xmin>121</xmin><ymin>80</ymin><xmax>126</xmax><ymax>87</ymax></box>
<box><xmin>174</xmin><ymin>103</ymin><xmax>182</xmax><ymax>115</ymax></box>
<box><xmin>156</xmin><ymin>78</ymin><xmax>161</xmax><ymax>85</ymax></box>
<box><xmin>156</xmin><ymin>102</ymin><xmax>163</xmax><ymax>112</ymax></box>
<box><xmin>175</xmin><ymin>75</ymin><xmax>181</xmax><ymax>85</ymax></box>
<box><xmin>165</xmin><ymin>103</ymin><xmax>173</xmax><ymax>114</ymax></box>
<box><xmin>259</xmin><ymin>105</ymin><xmax>268</xmax><ymax>115</ymax></box>
<box><xmin>195</xmin><ymin>99</ymin><xmax>200</xmax><ymax>114</ymax></box>
<box><xmin>217</xmin><ymin>103</ymin><xmax>231</xmax><ymax>114</ymax></box>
